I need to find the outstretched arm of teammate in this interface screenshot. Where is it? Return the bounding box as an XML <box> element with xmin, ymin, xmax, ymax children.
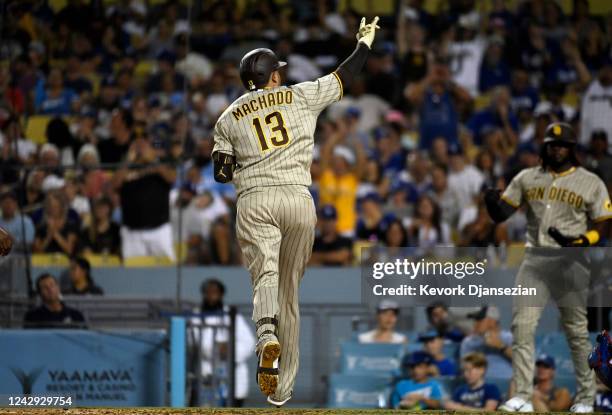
<box><xmin>334</xmin><ymin>16</ymin><xmax>380</xmax><ymax>89</ymax></box>
<box><xmin>484</xmin><ymin>189</ymin><xmax>517</xmax><ymax>223</ymax></box>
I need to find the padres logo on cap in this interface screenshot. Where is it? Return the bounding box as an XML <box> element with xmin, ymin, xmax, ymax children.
<box><xmin>553</xmin><ymin>125</ymin><xmax>562</xmax><ymax>136</ymax></box>
<box><xmin>605</xmin><ymin>200</ymin><xmax>612</xmax><ymax>212</ymax></box>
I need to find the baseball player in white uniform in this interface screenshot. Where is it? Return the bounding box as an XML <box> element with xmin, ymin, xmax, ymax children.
<box><xmin>212</xmin><ymin>17</ymin><xmax>381</xmax><ymax>407</ymax></box>
<box><xmin>485</xmin><ymin>122</ymin><xmax>612</xmax><ymax>413</ymax></box>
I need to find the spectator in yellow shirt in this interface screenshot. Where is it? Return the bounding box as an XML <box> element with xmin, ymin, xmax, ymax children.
<box><xmin>319</xmin><ymin>125</ymin><xmax>365</xmax><ymax>237</ymax></box>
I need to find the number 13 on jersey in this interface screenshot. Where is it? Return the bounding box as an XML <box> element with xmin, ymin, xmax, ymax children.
<box><xmin>252</xmin><ymin>111</ymin><xmax>291</xmax><ymax>152</ymax></box>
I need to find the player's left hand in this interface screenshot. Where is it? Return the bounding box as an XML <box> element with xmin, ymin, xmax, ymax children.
<box><xmin>547</xmin><ymin>227</ymin><xmax>588</xmax><ymax>247</ymax></box>
<box><xmin>356</xmin><ymin>16</ymin><xmax>380</xmax><ymax>49</ymax></box>
<box><xmin>0</xmin><ymin>226</ymin><xmax>13</xmax><ymax>256</ymax></box>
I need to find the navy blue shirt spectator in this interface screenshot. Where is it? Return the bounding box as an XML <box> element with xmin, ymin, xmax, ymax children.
<box><xmin>419</xmin><ymin>87</ymin><xmax>459</xmax><ymax>150</ymax></box>
<box><xmin>467</xmin><ymin>91</ymin><xmax>518</xmax><ymax>146</ymax></box>
<box><xmin>372</xmin><ymin>127</ymin><xmax>405</xmax><ymax>176</ymax></box>
<box><xmin>510</xmin><ymin>69</ymin><xmax>540</xmax><ymax>114</ymax></box>
<box><xmin>445</xmin><ymin>352</ymin><xmax>501</xmax><ymax>411</ymax></box>
<box><xmin>356</xmin><ymin>193</ymin><xmax>394</xmax><ymax>242</ymax></box>
<box><xmin>479</xmin><ymin>39</ymin><xmax>511</xmax><ymax>92</ymax></box>
<box><xmin>419</xmin><ymin>330</ymin><xmax>458</xmax><ymax>376</ymax></box>
<box><xmin>452</xmin><ymin>382</ymin><xmax>501</xmax><ymax>409</ymax></box>
<box><xmin>406</xmin><ymin>55</ymin><xmax>470</xmax><ymax>152</ymax></box>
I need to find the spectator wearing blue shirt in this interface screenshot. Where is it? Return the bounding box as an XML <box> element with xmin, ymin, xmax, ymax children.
<box><xmin>466</xmin><ymin>86</ymin><xmax>518</xmax><ymax>147</ymax></box>
<box><xmin>0</xmin><ymin>190</ymin><xmax>34</xmax><ymax>252</ymax></box>
<box><xmin>460</xmin><ymin>306</ymin><xmax>513</xmax><ymax>379</ymax></box>
<box><xmin>479</xmin><ymin>37</ymin><xmax>511</xmax><ymax>93</ymax></box>
<box><xmin>445</xmin><ymin>352</ymin><xmax>501</xmax><ymax>411</ymax></box>
<box><xmin>390</xmin><ymin>351</ymin><xmax>444</xmax><ymax>410</ymax></box>
<box><xmin>405</xmin><ymin>54</ymin><xmax>472</xmax><ymax>151</ymax></box>
<box><xmin>532</xmin><ymin>354</ymin><xmax>572</xmax><ymax>412</ymax></box>
<box><xmin>425</xmin><ymin>302</ymin><xmax>470</xmax><ymax>343</ymax></box>
<box><xmin>355</xmin><ymin>192</ymin><xmax>395</xmax><ymax>242</ymax></box>
<box><xmin>34</xmin><ymin>68</ymin><xmax>77</xmax><ymax>115</ymax></box>
<box><xmin>510</xmin><ymin>69</ymin><xmax>539</xmax><ymax>116</ymax></box>
<box><xmin>372</xmin><ymin>126</ymin><xmax>405</xmax><ymax>177</ymax></box>
<box><xmin>419</xmin><ymin>330</ymin><xmax>458</xmax><ymax>376</ymax></box>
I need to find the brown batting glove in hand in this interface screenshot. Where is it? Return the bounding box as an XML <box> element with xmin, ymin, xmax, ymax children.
<box><xmin>0</xmin><ymin>227</ymin><xmax>13</xmax><ymax>256</ymax></box>
<box><xmin>547</xmin><ymin>227</ymin><xmax>588</xmax><ymax>247</ymax></box>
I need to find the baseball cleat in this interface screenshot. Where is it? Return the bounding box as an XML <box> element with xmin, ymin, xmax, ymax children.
<box><xmin>499</xmin><ymin>396</ymin><xmax>534</xmax><ymax>412</ymax></box>
<box><xmin>257</xmin><ymin>340</ymin><xmax>281</xmax><ymax>396</ymax></box>
<box><xmin>267</xmin><ymin>392</ymin><xmax>292</xmax><ymax>408</ymax></box>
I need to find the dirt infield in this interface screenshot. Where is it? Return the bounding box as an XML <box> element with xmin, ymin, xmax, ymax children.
<box><xmin>0</xmin><ymin>409</ymin><xmax>575</xmax><ymax>415</ymax></box>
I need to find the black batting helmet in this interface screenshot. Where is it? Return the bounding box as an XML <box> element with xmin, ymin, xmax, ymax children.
<box><xmin>541</xmin><ymin>122</ymin><xmax>579</xmax><ymax>168</ymax></box>
<box><xmin>543</xmin><ymin>122</ymin><xmax>576</xmax><ymax>145</ymax></box>
<box><xmin>239</xmin><ymin>48</ymin><xmax>287</xmax><ymax>91</ymax></box>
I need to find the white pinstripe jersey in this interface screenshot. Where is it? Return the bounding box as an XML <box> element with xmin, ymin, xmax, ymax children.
<box><xmin>212</xmin><ymin>73</ymin><xmax>342</xmax><ymax>195</ymax></box>
<box><xmin>502</xmin><ymin>166</ymin><xmax>612</xmax><ymax>247</ymax></box>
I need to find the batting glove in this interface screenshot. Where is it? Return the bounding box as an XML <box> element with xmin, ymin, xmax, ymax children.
<box><xmin>356</xmin><ymin>16</ymin><xmax>381</xmax><ymax>49</ymax></box>
<box><xmin>547</xmin><ymin>226</ymin><xmax>597</xmax><ymax>247</ymax></box>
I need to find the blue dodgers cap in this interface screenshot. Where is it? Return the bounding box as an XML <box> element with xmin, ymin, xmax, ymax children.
<box><xmin>403</xmin><ymin>351</ymin><xmax>433</xmax><ymax>367</ymax></box>
<box><xmin>320</xmin><ymin>204</ymin><xmax>337</xmax><ymax>220</ymax></box>
<box><xmin>373</xmin><ymin>126</ymin><xmax>391</xmax><ymax>140</ymax></box>
<box><xmin>536</xmin><ymin>354</ymin><xmax>556</xmax><ymax>369</ymax></box>
<box><xmin>345</xmin><ymin>106</ymin><xmax>361</xmax><ymax>119</ymax></box>
<box><xmin>361</xmin><ymin>191</ymin><xmax>382</xmax><ymax>204</ymax></box>
<box><xmin>418</xmin><ymin>329</ymin><xmax>442</xmax><ymax>343</ymax></box>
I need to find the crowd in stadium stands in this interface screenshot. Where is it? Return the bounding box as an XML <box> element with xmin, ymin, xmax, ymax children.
<box><xmin>0</xmin><ymin>0</ymin><xmax>611</xmax><ymax>265</ymax></box>
<box><xmin>356</xmin><ymin>300</ymin><xmax>609</xmax><ymax>410</ymax></box>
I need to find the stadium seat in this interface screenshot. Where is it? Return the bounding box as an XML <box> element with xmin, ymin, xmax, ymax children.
<box><xmin>31</xmin><ymin>253</ymin><xmax>70</xmax><ymax>267</ymax></box>
<box><xmin>133</xmin><ymin>60</ymin><xmax>156</xmax><ymax>80</ymax></box>
<box><xmin>352</xmin><ymin>240</ymin><xmax>375</xmax><ymax>264</ymax></box>
<box><xmin>327</xmin><ymin>373</ymin><xmax>392</xmax><ymax>408</ymax></box>
<box><xmin>83</xmin><ymin>254</ymin><xmax>122</xmax><ymax>267</ymax></box>
<box><xmin>123</xmin><ymin>256</ymin><xmax>174</xmax><ymax>267</ymax></box>
<box><xmin>340</xmin><ymin>341</ymin><xmax>405</xmax><ymax>375</ymax></box>
<box><xmin>24</xmin><ymin>115</ymin><xmax>52</xmax><ymax>144</ymax></box>
<box><xmin>174</xmin><ymin>242</ymin><xmax>188</xmax><ymax>263</ymax></box>
<box><xmin>554</xmin><ymin>375</ymin><xmax>577</xmax><ymax>395</ymax></box>
<box><xmin>443</xmin><ymin>341</ymin><xmax>460</xmax><ymax>360</ymax></box>
<box><xmin>437</xmin><ymin>375</ymin><xmax>461</xmax><ymax>398</ymax></box>
<box><xmin>485</xmin><ymin>376</ymin><xmax>512</xmax><ymax>401</ymax></box>
<box><xmin>474</xmin><ymin>93</ymin><xmax>491</xmax><ymax>111</ymax></box>
<box><xmin>536</xmin><ymin>332</ymin><xmax>574</xmax><ymax>376</ymax></box>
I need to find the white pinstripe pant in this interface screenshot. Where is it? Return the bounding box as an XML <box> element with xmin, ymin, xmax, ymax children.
<box><xmin>511</xmin><ymin>251</ymin><xmax>594</xmax><ymax>405</ymax></box>
<box><xmin>236</xmin><ymin>185</ymin><xmax>316</xmax><ymax>401</ymax></box>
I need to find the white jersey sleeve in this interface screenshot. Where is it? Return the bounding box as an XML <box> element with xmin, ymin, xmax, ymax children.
<box><xmin>292</xmin><ymin>72</ymin><xmax>343</xmax><ymax>114</ymax></box>
<box><xmin>212</xmin><ymin>119</ymin><xmax>233</xmax><ymax>156</ymax></box>
<box><xmin>589</xmin><ymin>178</ymin><xmax>612</xmax><ymax>223</ymax></box>
<box><xmin>501</xmin><ymin>170</ymin><xmax>526</xmax><ymax>208</ymax></box>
